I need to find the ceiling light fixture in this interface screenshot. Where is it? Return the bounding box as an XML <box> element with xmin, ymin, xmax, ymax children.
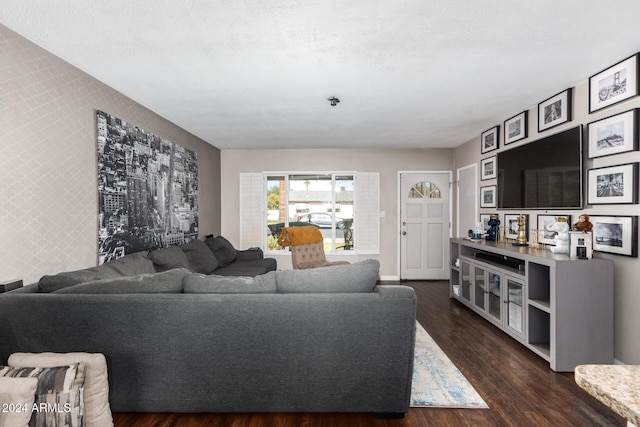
<box><xmin>327</xmin><ymin>96</ymin><xmax>340</xmax><ymax>106</ymax></box>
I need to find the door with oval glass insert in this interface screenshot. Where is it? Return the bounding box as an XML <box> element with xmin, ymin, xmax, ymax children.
<box><xmin>400</xmin><ymin>172</ymin><xmax>451</xmax><ymax>279</ymax></box>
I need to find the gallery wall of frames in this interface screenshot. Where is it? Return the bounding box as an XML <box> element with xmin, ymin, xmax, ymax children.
<box><xmin>477</xmin><ymin>52</ymin><xmax>640</xmax><ymax>257</ymax></box>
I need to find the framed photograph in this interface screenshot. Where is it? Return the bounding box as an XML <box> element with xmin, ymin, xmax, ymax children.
<box><xmin>538</xmin><ymin>88</ymin><xmax>573</xmax><ymax>132</ymax></box>
<box><xmin>587</xmin><ymin>109</ymin><xmax>639</xmax><ymax>158</ymax></box>
<box><xmin>537</xmin><ymin>214</ymin><xmax>572</xmax><ymax>246</ymax></box>
<box><xmin>504</xmin><ymin>111</ymin><xmax>528</xmax><ymax>145</ymax></box>
<box><xmin>569</xmin><ymin>231</ymin><xmax>593</xmax><ymax>259</ymax></box>
<box><xmin>480</xmin><ymin>185</ymin><xmax>496</xmax><ymax>208</ymax></box>
<box><xmin>504</xmin><ymin>214</ymin><xmax>529</xmax><ymax>241</ymax></box>
<box><xmin>481</xmin><ymin>126</ymin><xmax>500</xmax><ymax>154</ymax></box>
<box><xmin>480</xmin><ymin>156</ymin><xmax>497</xmax><ymax>180</ymax></box>
<box><xmin>587</xmin><ymin>162</ymin><xmax>638</xmax><ymax>205</ymax></box>
<box><xmin>591</xmin><ymin>215</ymin><xmax>638</xmax><ymax>257</ymax></box>
<box><xmin>589</xmin><ymin>53</ymin><xmax>639</xmax><ymax>113</ymax></box>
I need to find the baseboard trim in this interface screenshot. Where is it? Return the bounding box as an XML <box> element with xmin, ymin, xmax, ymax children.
<box><xmin>379</xmin><ymin>275</ymin><xmax>401</xmax><ymax>281</ymax></box>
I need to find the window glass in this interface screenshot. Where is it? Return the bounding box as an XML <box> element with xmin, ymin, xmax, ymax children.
<box><xmin>265</xmin><ymin>174</ymin><xmax>354</xmax><ymax>251</ymax></box>
<box><xmin>266</xmin><ymin>176</ymin><xmax>285</xmax><ymax>250</ymax></box>
<box><xmin>409</xmin><ymin>181</ymin><xmax>441</xmax><ymax>199</ymax></box>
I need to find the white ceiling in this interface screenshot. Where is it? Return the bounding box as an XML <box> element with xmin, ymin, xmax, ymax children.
<box><xmin>3</xmin><ymin>1</ymin><xmax>640</xmax><ymax>150</ymax></box>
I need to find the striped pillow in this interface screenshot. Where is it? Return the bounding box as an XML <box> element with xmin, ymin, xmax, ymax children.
<box><xmin>0</xmin><ymin>363</ymin><xmax>86</xmax><ymax>427</ymax></box>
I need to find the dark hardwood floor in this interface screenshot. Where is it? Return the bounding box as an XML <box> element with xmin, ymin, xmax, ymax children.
<box><xmin>114</xmin><ymin>280</ymin><xmax>624</xmax><ymax>427</ymax></box>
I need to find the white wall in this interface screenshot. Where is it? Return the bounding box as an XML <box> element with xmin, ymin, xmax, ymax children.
<box><xmin>453</xmin><ymin>75</ymin><xmax>640</xmax><ymax>365</ymax></box>
<box><xmin>221</xmin><ymin>148</ymin><xmax>453</xmax><ymax>278</ymax></box>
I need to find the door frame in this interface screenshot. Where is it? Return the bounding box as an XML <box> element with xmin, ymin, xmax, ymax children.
<box><xmin>397</xmin><ymin>170</ymin><xmax>453</xmax><ymax>280</ymax></box>
<box><xmin>456</xmin><ymin>163</ymin><xmax>478</xmax><ymax>238</ymax></box>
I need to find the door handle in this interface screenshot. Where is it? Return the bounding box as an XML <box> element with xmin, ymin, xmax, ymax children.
<box><xmin>402</xmin><ymin>231</ymin><xmax>407</xmax><ymax>235</ymax></box>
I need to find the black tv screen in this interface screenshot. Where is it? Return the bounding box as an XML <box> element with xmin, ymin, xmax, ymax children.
<box><xmin>497</xmin><ymin>125</ymin><xmax>583</xmax><ymax>209</ymax></box>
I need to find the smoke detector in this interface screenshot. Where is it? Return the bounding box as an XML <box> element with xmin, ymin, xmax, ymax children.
<box><xmin>327</xmin><ymin>96</ymin><xmax>340</xmax><ymax>106</ymax></box>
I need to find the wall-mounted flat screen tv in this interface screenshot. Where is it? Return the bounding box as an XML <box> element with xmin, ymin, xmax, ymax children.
<box><xmin>497</xmin><ymin>125</ymin><xmax>583</xmax><ymax>209</ymax></box>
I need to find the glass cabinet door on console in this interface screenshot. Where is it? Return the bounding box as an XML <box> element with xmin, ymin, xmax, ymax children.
<box><xmin>505</xmin><ymin>275</ymin><xmax>525</xmax><ymax>340</ymax></box>
<box><xmin>487</xmin><ymin>271</ymin><xmax>502</xmax><ymax>323</ymax></box>
<box><xmin>473</xmin><ymin>266</ymin><xmax>486</xmax><ymax>311</ymax></box>
<box><xmin>460</xmin><ymin>261</ymin><xmax>471</xmax><ymax>302</ymax></box>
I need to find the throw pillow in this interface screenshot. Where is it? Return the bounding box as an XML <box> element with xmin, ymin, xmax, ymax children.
<box><xmin>276</xmin><ymin>259</ymin><xmax>379</xmax><ymax>293</ymax></box>
<box><xmin>204</xmin><ymin>236</ymin><xmax>237</xmax><ymax>267</ymax></box>
<box><xmin>38</xmin><ymin>251</ymin><xmax>155</xmax><ymax>292</ymax></box>
<box><xmin>180</xmin><ymin>239</ymin><xmax>219</xmax><ymax>274</ymax></box>
<box><xmin>54</xmin><ymin>268</ymin><xmax>189</xmax><ymax>294</ymax></box>
<box><xmin>147</xmin><ymin>246</ymin><xmax>191</xmax><ymax>272</ymax></box>
<box><xmin>0</xmin><ymin>363</ymin><xmax>86</xmax><ymax>427</ymax></box>
<box><xmin>183</xmin><ymin>271</ymin><xmax>277</xmax><ymax>293</ymax></box>
<box><xmin>0</xmin><ymin>377</ymin><xmax>38</xmax><ymax>427</ymax></box>
<box><xmin>8</xmin><ymin>353</ymin><xmax>113</xmax><ymax>427</ymax></box>
<box><xmin>98</xmin><ymin>251</ymin><xmax>156</xmax><ymax>276</ymax></box>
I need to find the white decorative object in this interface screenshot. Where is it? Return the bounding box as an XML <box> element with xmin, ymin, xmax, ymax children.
<box><xmin>546</xmin><ymin>218</ymin><xmax>570</xmax><ymax>254</ymax></box>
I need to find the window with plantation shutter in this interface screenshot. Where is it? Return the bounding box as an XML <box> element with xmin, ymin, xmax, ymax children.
<box><xmin>240</xmin><ymin>173</ymin><xmax>264</xmax><ymax>248</ymax></box>
<box><xmin>355</xmin><ymin>172</ymin><xmax>380</xmax><ymax>254</ymax></box>
<box><xmin>240</xmin><ymin>172</ymin><xmax>379</xmax><ymax>254</ymax></box>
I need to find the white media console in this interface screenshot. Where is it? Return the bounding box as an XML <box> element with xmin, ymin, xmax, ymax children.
<box><xmin>449</xmin><ymin>237</ymin><xmax>614</xmax><ymax>372</ymax></box>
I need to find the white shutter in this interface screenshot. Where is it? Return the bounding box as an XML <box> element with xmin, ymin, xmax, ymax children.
<box><xmin>355</xmin><ymin>172</ymin><xmax>380</xmax><ymax>254</ymax></box>
<box><xmin>240</xmin><ymin>173</ymin><xmax>264</xmax><ymax>248</ymax></box>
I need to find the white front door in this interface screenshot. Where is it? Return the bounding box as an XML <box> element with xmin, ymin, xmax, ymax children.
<box><xmin>400</xmin><ymin>172</ymin><xmax>451</xmax><ymax>280</ymax></box>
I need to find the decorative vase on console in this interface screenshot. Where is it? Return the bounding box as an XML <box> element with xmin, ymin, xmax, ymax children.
<box><xmin>486</xmin><ymin>214</ymin><xmax>500</xmax><ymax>241</ymax></box>
<box><xmin>546</xmin><ymin>217</ymin><xmax>570</xmax><ymax>254</ymax></box>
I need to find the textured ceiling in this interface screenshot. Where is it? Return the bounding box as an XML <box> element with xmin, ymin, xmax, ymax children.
<box><xmin>3</xmin><ymin>1</ymin><xmax>640</xmax><ymax>150</ymax></box>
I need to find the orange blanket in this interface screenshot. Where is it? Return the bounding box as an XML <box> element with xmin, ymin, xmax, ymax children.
<box><xmin>277</xmin><ymin>226</ymin><xmax>323</xmax><ymax>246</ymax></box>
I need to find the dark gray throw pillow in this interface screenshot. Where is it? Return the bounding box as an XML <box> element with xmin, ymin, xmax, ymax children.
<box><xmin>54</xmin><ymin>268</ymin><xmax>190</xmax><ymax>294</ymax></box>
<box><xmin>180</xmin><ymin>239</ymin><xmax>219</xmax><ymax>274</ymax></box>
<box><xmin>275</xmin><ymin>259</ymin><xmax>379</xmax><ymax>293</ymax></box>
<box><xmin>183</xmin><ymin>271</ymin><xmax>277</xmax><ymax>293</ymax></box>
<box><xmin>204</xmin><ymin>236</ymin><xmax>237</xmax><ymax>267</ymax></box>
<box><xmin>148</xmin><ymin>246</ymin><xmax>192</xmax><ymax>272</ymax></box>
<box><xmin>38</xmin><ymin>251</ymin><xmax>155</xmax><ymax>292</ymax></box>
<box><xmin>99</xmin><ymin>251</ymin><xmax>156</xmax><ymax>276</ymax></box>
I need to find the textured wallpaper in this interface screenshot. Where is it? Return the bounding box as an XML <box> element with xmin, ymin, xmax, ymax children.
<box><xmin>0</xmin><ymin>25</ymin><xmax>220</xmax><ymax>285</ymax></box>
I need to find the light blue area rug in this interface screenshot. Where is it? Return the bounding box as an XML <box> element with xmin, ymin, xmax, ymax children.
<box><xmin>411</xmin><ymin>322</ymin><xmax>489</xmax><ymax>408</ymax></box>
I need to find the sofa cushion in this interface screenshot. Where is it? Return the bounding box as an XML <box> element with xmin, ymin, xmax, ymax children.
<box><xmin>276</xmin><ymin>259</ymin><xmax>379</xmax><ymax>293</ymax></box>
<box><xmin>38</xmin><ymin>251</ymin><xmax>155</xmax><ymax>292</ymax></box>
<box><xmin>8</xmin><ymin>352</ymin><xmax>113</xmax><ymax>427</ymax></box>
<box><xmin>148</xmin><ymin>246</ymin><xmax>192</xmax><ymax>272</ymax></box>
<box><xmin>183</xmin><ymin>271</ymin><xmax>277</xmax><ymax>293</ymax></box>
<box><xmin>0</xmin><ymin>363</ymin><xmax>86</xmax><ymax>427</ymax></box>
<box><xmin>204</xmin><ymin>236</ymin><xmax>237</xmax><ymax>267</ymax></box>
<box><xmin>180</xmin><ymin>239</ymin><xmax>219</xmax><ymax>274</ymax></box>
<box><xmin>212</xmin><ymin>265</ymin><xmax>271</xmax><ymax>277</ymax></box>
<box><xmin>212</xmin><ymin>258</ymin><xmax>277</xmax><ymax>277</ymax></box>
<box><xmin>99</xmin><ymin>251</ymin><xmax>156</xmax><ymax>276</ymax></box>
<box><xmin>234</xmin><ymin>247</ymin><xmax>265</xmax><ymax>261</ymax></box>
<box><xmin>232</xmin><ymin>258</ymin><xmax>278</xmax><ymax>272</ymax></box>
<box><xmin>0</xmin><ymin>377</ymin><xmax>38</xmax><ymax>427</ymax></box>
<box><xmin>54</xmin><ymin>268</ymin><xmax>189</xmax><ymax>294</ymax></box>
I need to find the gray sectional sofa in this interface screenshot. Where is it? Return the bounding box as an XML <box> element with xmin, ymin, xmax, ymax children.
<box><xmin>0</xmin><ymin>253</ymin><xmax>417</xmax><ymax>417</ymax></box>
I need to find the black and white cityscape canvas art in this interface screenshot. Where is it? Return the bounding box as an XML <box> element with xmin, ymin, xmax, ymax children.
<box><xmin>97</xmin><ymin>111</ymin><xmax>198</xmax><ymax>264</ymax></box>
